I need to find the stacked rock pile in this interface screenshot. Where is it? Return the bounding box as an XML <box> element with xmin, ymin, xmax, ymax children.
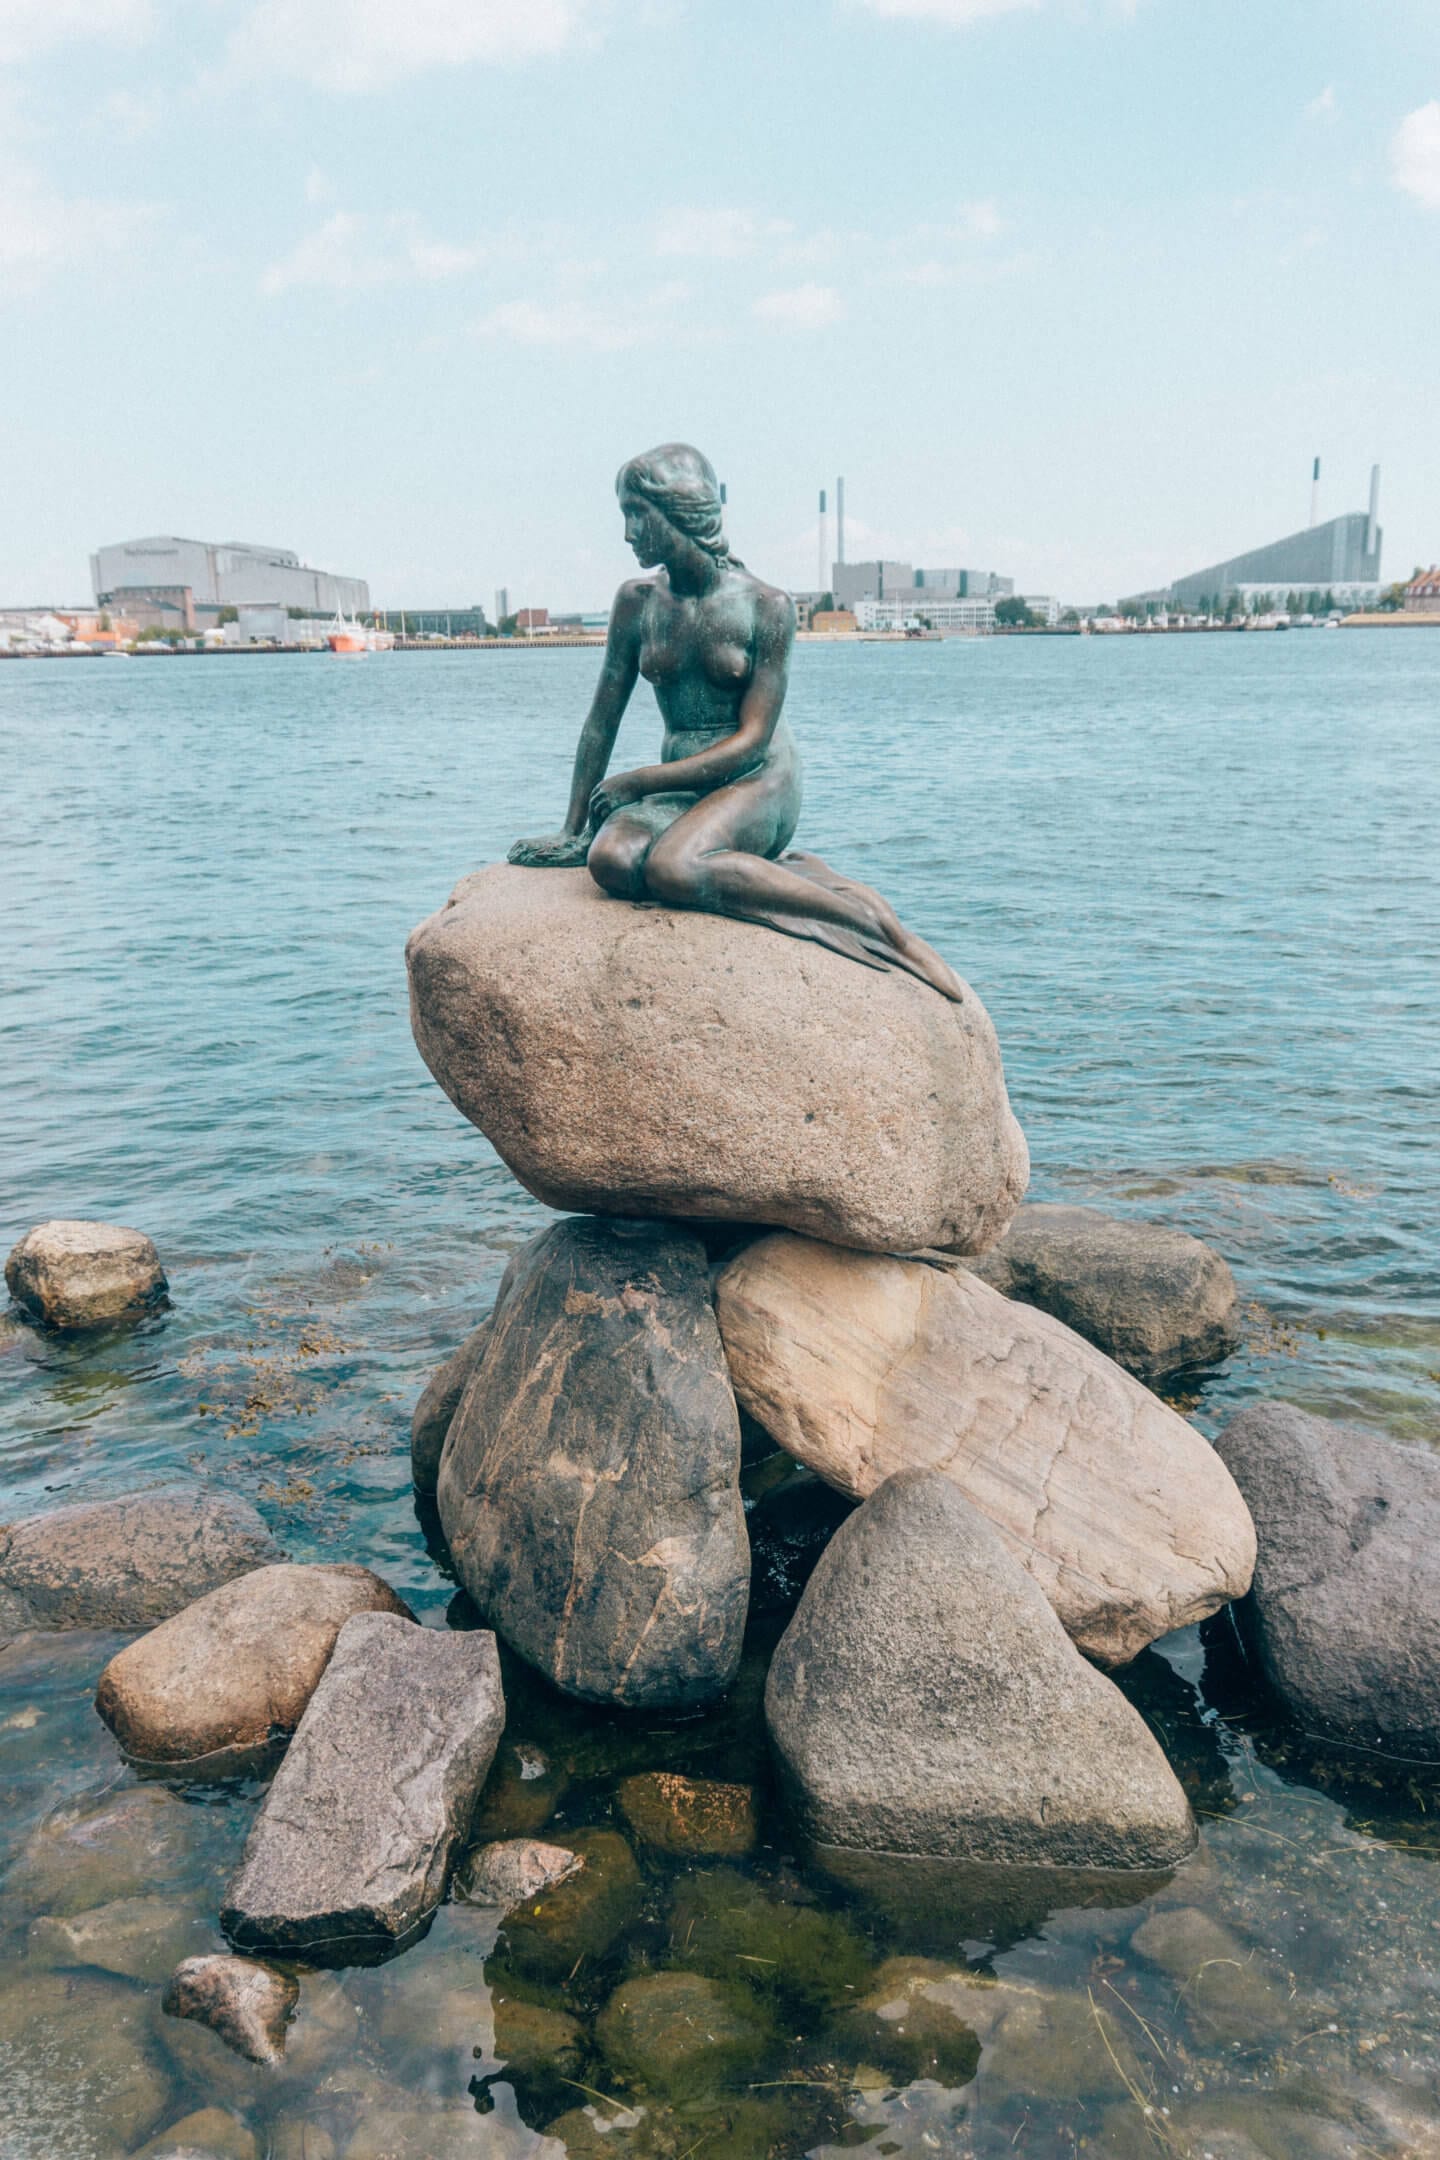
<box><xmin>404</xmin><ymin>863</ymin><xmax>1256</xmax><ymax>1868</ymax></box>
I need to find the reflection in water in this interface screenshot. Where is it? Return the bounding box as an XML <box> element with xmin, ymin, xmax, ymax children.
<box><xmin>3</xmin><ymin>638</ymin><xmax>1440</xmax><ymax>2152</ymax></box>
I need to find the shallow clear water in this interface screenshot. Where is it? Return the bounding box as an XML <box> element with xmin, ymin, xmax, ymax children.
<box><xmin>2</xmin><ymin>634</ymin><xmax>1439</xmax><ymax>2157</ymax></box>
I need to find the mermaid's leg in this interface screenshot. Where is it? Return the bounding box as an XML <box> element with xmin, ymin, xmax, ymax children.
<box><xmin>642</xmin><ymin>778</ymin><xmax>963</xmax><ymax>1003</ymax></box>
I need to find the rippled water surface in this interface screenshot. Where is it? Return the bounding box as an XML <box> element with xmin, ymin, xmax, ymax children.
<box><xmin>3</xmin><ymin>634</ymin><xmax>1439</xmax><ymax>2158</ymax></box>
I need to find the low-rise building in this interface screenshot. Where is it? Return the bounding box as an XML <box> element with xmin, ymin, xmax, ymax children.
<box><xmin>856</xmin><ymin>597</ymin><xmax>995</xmax><ymax>634</ymax></box>
<box><xmin>1404</xmin><ymin>567</ymin><xmax>1440</xmax><ymax>614</ymax></box>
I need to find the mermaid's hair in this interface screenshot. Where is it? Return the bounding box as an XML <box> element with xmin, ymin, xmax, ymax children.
<box><xmin>617</xmin><ymin>443</ymin><xmax>737</xmax><ymax>565</ymax></box>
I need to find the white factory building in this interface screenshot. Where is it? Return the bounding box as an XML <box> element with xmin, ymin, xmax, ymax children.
<box><xmin>91</xmin><ymin>536</ymin><xmax>369</xmax><ymax>620</ymax></box>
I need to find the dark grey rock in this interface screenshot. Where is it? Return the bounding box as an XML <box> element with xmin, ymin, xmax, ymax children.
<box><xmin>436</xmin><ymin>1217</ymin><xmax>748</xmax><ymax>1707</ymax></box>
<box><xmin>162</xmin><ymin>1954</ymin><xmax>298</xmax><ymax>2066</ymax></box>
<box><xmin>410</xmin><ymin>1314</ymin><xmax>492</xmax><ymax>1494</ymax></box>
<box><xmin>1215</xmin><ymin>1401</ymin><xmax>1440</xmax><ymax>1760</ymax></box>
<box><xmin>969</xmin><ymin>1203</ymin><xmax>1239</xmax><ymax>1380</ymax></box>
<box><xmin>765</xmin><ymin>1467</ymin><xmax>1195</xmax><ymax>1867</ymax></box>
<box><xmin>220</xmin><ymin>1612</ymin><xmax>504</xmax><ymax>1963</ymax></box>
<box><xmin>0</xmin><ymin>1488</ymin><xmax>281</xmax><ymax>1636</ymax></box>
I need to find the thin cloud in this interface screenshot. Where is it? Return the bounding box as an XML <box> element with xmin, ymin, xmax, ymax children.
<box><xmin>0</xmin><ymin>162</ymin><xmax>155</xmax><ymax>290</ymax></box>
<box><xmin>475</xmin><ymin>296</ymin><xmax>647</xmax><ymax>352</ymax></box>
<box><xmin>220</xmin><ymin>0</ymin><xmax>595</xmax><ymax>92</ymax></box>
<box><xmin>1392</xmin><ymin>101</ymin><xmax>1440</xmax><ymax>210</ymax></box>
<box><xmin>1305</xmin><ymin>85</ymin><xmax>1337</xmax><ymax>123</ymax></box>
<box><xmin>753</xmin><ymin>282</ymin><xmax>844</xmax><ymax>330</ymax></box>
<box><xmin>261</xmin><ymin>211</ymin><xmax>482</xmax><ymax>293</ymax></box>
<box><xmin>0</xmin><ymin>0</ymin><xmax>151</xmax><ymax>58</ymax></box>
<box><xmin>654</xmin><ymin>207</ymin><xmax>793</xmax><ymax>260</ymax></box>
<box><xmin>854</xmin><ymin>0</ymin><xmax>1039</xmax><ymax>22</ymax></box>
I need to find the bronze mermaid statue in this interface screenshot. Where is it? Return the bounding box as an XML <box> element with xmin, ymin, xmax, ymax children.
<box><xmin>509</xmin><ymin>442</ymin><xmax>962</xmax><ymax>1002</ymax></box>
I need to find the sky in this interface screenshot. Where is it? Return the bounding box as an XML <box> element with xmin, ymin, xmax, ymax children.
<box><xmin>2</xmin><ymin>0</ymin><xmax>1438</xmax><ymax>610</ymax></box>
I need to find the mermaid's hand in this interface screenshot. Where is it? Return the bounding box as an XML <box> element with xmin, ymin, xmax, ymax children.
<box><xmin>507</xmin><ymin>829</ymin><xmax>593</xmax><ymax>869</ymax></box>
<box><xmin>588</xmin><ymin>770</ymin><xmax>649</xmax><ymax>827</ymax></box>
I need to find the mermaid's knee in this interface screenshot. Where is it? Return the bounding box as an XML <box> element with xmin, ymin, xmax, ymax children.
<box><xmin>643</xmin><ymin>832</ymin><xmax>703</xmax><ymax>908</ymax></box>
<box><xmin>588</xmin><ymin>827</ymin><xmax>649</xmax><ymax>900</ymax></box>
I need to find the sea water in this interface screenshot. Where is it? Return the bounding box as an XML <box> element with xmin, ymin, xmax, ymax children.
<box><xmin>2</xmin><ymin>633</ymin><xmax>1438</xmax><ymax>2157</ymax></box>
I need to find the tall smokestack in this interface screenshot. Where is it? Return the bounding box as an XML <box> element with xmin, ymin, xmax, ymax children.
<box><xmin>836</xmin><ymin>477</ymin><xmax>845</xmax><ymax>566</ymax></box>
<box><xmin>1309</xmin><ymin>456</ymin><xmax>1321</xmax><ymax>528</ymax></box>
<box><xmin>1367</xmin><ymin>464</ymin><xmax>1380</xmax><ymax>558</ymax></box>
<box><xmin>817</xmin><ymin>488</ymin><xmax>828</xmax><ymax>594</ymax></box>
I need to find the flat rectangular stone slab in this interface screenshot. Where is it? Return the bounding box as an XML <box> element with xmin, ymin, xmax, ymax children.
<box><xmin>220</xmin><ymin>1613</ymin><xmax>504</xmax><ymax>1964</ymax></box>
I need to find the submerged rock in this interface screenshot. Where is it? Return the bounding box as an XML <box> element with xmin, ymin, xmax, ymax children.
<box><xmin>493</xmin><ymin>1826</ymin><xmax>643</xmax><ymax>1981</ymax></box>
<box><xmin>5</xmin><ymin>1217</ymin><xmax>167</xmax><ymax>1329</ymax></box>
<box><xmin>28</xmin><ymin>1892</ymin><xmax>209</xmax><ymax>1984</ymax></box>
<box><xmin>617</xmin><ymin>1772</ymin><xmax>759</xmax><ymax>1857</ymax></box>
<box><xmin>595</xmin><ymin>1969</ymin><xmax>772</xmax><ymax>2099</ymax></box>
<box><xmin>667</xmin><ymin>1867</ymin><xmax>873</xmax><ymax>2015</ymax></box>
<box><xmin>717</xmin><ymin>1233</ymin><xmax>1254</xmax><ymax>1666</ymax></box>
<box><xmin>163</xmin><ymin>1952</ymin><xmax>299</xmax><ymax>2065</ymax></box>
<box><xmin>969</xmin><ymin>1202</ymin><xmax>1240</xmax><ymax>1380</ymax></box>
<box><xmin>0</xmin><ymin>1487</ymin><xmax>281</xmax><ymax>1637</ymax></box>
<box><xmin>454</xmin><ymin>1836</ymin><xmax>582</xmax><ymax>1911</ymax></box>
<box><xmin>95</xmin><ymin>1560</ymin><xmax>413</xmax><ymax>1772</ymax></box>
<box><xmin>0</xmin><ymin>1968</ymin><xmax>173</xmax><ymax>2151</ymax></box>
<box><xmin>9</xmin><ymin>1782</ymin><xmax>198</xmax><ymax>1916</ymax></box>
<box><xmin>437</xmin><ymin>1217</ymin><xmax>748</xmax><ymax>1707</ymax></box>
<box><xmin>221</xmin><ymin>1613</ymin><xmax>504</xmax><ymax>1963</ymax></box>
<box><xmin>1130</xmin><ymin>1906</ymin><xmax>1292</xmax><ymax>2043</ymax></box>
<box><xmin>134</xmin><ymin>2107</ymin><xmax>258</xmax><ymax>2160</ymax></box>
<box><xmin>1216</xmin><ymin>1400</ymin><xmax>1440</xmax><ymax>1761</ymax></box>
<box><xmin>410</xmin><ymin>1313</ymin><xmax>492</xmax><ymax>1494</ymax></box>
<box><xmin>406</xmin><ymin>862</ymin><xmax>1027</xmax><ymax>1255</ymax></box>
<box><xmin>766</xmin><ymin>1469</ymin><xmax>1196</xmax><ymax>1867</ymax></box>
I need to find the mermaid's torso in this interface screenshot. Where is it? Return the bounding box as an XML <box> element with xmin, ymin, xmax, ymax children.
<box><xmin>639</xmin><ymin>568</ymin><xmax>800</xmax><ymax>799</ymax></box>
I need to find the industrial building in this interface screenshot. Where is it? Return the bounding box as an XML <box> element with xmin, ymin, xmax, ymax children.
<box><xmin>832</xmin><ymin>560</ymin><xmax>1014</xmax><ymax>612</ymax></box>
<box><xmin>1162</xmin><ymin>466</ymin><xmax>1384</xmax><ymax>611</ymax></box>
<box><xmin>91</xmin><ymin>536</ymin><xmax>369</xmax><ymax>622</ymax></box>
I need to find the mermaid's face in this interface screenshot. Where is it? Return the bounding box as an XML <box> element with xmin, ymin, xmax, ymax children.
<box><xmin>621</xmin><ymin>490</ymin><xmax>668</xmax><ymax>569</ymax></box>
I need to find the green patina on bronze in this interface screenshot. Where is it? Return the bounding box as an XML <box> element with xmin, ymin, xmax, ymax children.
<box><xmin>508</xmin><ymin>441</ymin><xmax>961</xmax><ymax>999</ymax></box>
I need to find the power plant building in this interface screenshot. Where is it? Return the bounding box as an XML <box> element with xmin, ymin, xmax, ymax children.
<box><xmin>832</xmin><ymin>560</ymin><xmax>1014</xmax><ymax>611</ymax></box>
<box><xmin>1164</xmin><ymin>468</ymin><xmax>1383</xmax><ymax>610</ymax></box>
<box><xmin>91</xmin><ymin>536</ymin><xmax>369</xmax><ymax>620</ymax></box>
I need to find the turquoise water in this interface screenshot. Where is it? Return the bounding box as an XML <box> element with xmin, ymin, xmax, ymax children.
<box><xmin>2</xmin><ymin>635</ymin><xmax>1439</xmax><ymax>2157</ymax></box>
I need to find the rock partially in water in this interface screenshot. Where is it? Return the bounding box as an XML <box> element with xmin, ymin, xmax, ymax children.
<box><xmin>28</xmin><ymin>1891</ymin><xmax>210</xmax><ymax>1983</ymax></box>
<box><xmin>95</xmin><ymin>1561</ymin><xmax>413</xmax><ymax>1772</ymax></box>
<box><xmin>454</xmin><ymin>1836</ymin><xmax>582</xmax><ymax>1911</ymax></box>
<box><xmin>0</xmin><ymin>1967</ymin><xmax>173</xmax><ymax>2151</ymax></box>
<box><xmin>0</xmin><ymin>1487</ymin><xmax>281</xmax><ymax>1637</ymax></box>
<box><xmin>9</xmin><ymin>1782</ymin><xmax>198</xmax><ymax>1916</ymax></box>
<box><xmin>718</xmin><ymin>1232</ymin><xmax>1255</xmax><ymax>1666</ymax></box>
<box><xmin>595</xmin><ymin>1969</ymin><xmax>773</xmax><ymax>2099</ymax></box>
<box><xmin>406</xmin><ymin>862</ymin><xmax>1028</xmax><ymax>1256</ymax></box>
<box><xmin>221</xmin><ymin>1613</ymin><xmax>504</xmax><ymax>1963</ymax></box>
<box><xmin>617</xmin><ymin>1772</ymin><xmax>758</xmax><ymax>1857</ymax></box>
<box><xmin>163</xmin><ymin>1952</ymin><xmax>299</xmax><ymax>2065</ymax></box>
<box><xmin>5</xmin><ymin>1217</ymin><xmax>167</xmax><ymax>1330</ymax></box>
<box><xmin>968</xmin><ymin>1202</ymin><xmax>1240</xmax><ymax>1380</ymax></box>
<box><xmin>134</xmin><ymin>2107</ymin><xmax>258</xmax><ymax>2160</ymax></box>
<box><xmin>437</xmin><ymin>1217</ymin><xmax>748</xmax><ymax>1708</ymax></box>
<box><xmin>410</xmin><ymin>1314</ymin><xmax>492</xmax><ymax>1495</ymax></box>
<box><xmin>493</xmin><ymin>1826</ymin><xmax>642</xmax><ymax>1982</ymax></box>
<box><xmin>1216</xmin><ymin>1400</ymin><xmax>1440</xmax><ymax>1762</ymax></box>
<box><xmin>766</xmin><ymin>1468</ymin><xmax>1196</xmax><ymax>1867</ymax></box>
<box><xmin>1130</xmin><ymin>1905</ymin><xmax>1292</xmax><ymax>2043</ymax></box>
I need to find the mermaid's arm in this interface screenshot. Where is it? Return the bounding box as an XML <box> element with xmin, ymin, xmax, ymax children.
<box><xmin>508</xmin><ymin>584</ymin><xmax>644</xmax><ymax>866</ymax></box>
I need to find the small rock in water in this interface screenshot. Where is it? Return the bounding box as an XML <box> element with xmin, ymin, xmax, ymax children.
<box><xmin>94</xmin><ymin>1560</ymin><xmax>413</xmax><ymax>1772</ymax></box>
<box><xmin>221</xmin><ymin>1613</ymin><xmax>504</xmax><ymax>1963</ymax></box>
<box><xmin>454</xmin><ymin>1836</ymin><xmax>582</xmax><ymax>1911</ymax></box>
<box><xmin>410</xmin><ymin>1312</ymin><xmax>492</xmax><ymax>1494</ymax></box>
<box><xmin>766</xmin><ymin>1467</ymin><xmax>1196</xmax><ymax>1867</ymax></box>
<box><xmin>437</xmin><ymin>1216</ymin><xmax>748</xmax><ymax>1707</ymax></box>
<box><xmin>163</xmin><ymin>1952</ymin><xmax>299</xmax><ymax>2066</ymax></box>
<box><xmin>1130</xmin><ymin>1906</ymin><xmax>1292</xmax><ymax>2043</ymax></box>
<box><xmin>0</xmin><ymin>1487</ymin><xmax>281</xmax><ymax>1636</ymax></box>
<box><xmin>968</xmin><ymin>1202</ymin><xmax>1240</xmax><ymax>1380</ymax></box>
<box><xmin>617</xmin><ymin>1771</ymin><xmax>759</xmax><ymax>1857</ymax></box>
<box><xmin>1217</xmin><ymin>1400</ymin><xmax>1440</xmax><ymax>1761</ymax></box>
<box><xmin>718</xmin><ymin>1231</ymin><xmax>1255</xmax><ymax>1666</ymax></box>
<box><xmin>406</xmin><ymin>861</ymin><xmax>1028</xmax><ymax>1255</ymax></box>
<box><xmin>5</xmin><ymin>1217</ymin><xmax>168</xmax><ymax>1329</ymax></box>
<box><xmin>491</xmin><ymin>1826</ymin><xmax>642</xmax><ymax>1981</ymax></box>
